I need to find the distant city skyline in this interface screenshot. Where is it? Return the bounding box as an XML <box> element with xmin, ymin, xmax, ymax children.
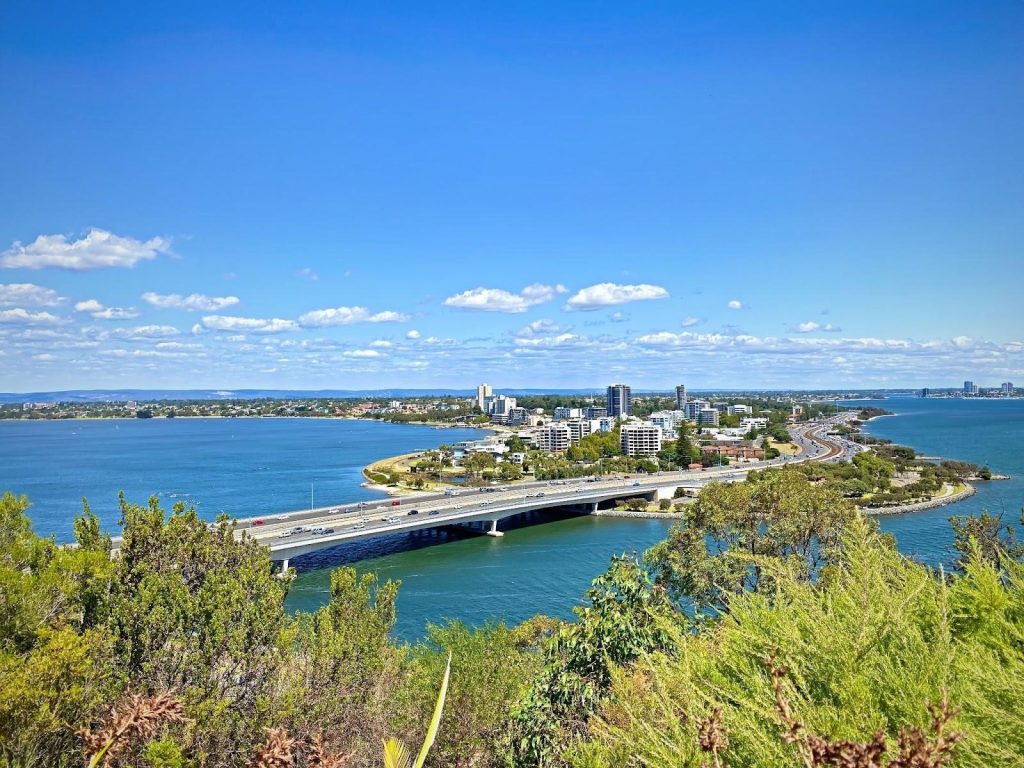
<box><xmin>1</xmin><ymin>2</ymin><xmax>1022</xmax><ymax>391</ymax></box>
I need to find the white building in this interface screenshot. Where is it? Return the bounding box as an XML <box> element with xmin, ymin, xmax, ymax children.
<box><xmin>740</xmin><ymin>417</ymin><xmax>769</xmax><ymax>431</ymax></box>
<box><xmin>476</xmin><ymin>383</ymin><xmax>492</xmax><ymax>411</ymax></box>
<box><xmin>647</xmin><ymin>410</ymin><xmax>684</xmax><ymax>438</ymax></box>
<box><xmin>620</xmin><ymin>423</ymin><xmax>662</xmax><ymax>456</ymax></box>
<box><xmin>566</xmin><ymin>418</ymin><xmax>592</xmax><ymax>444</ymax></box>
<box><xmin>554</xmin><ymin>406</ymin><xmax>583</xmax><ymax>420</ymax></box>
<box><xmin>728</xmin><ymin>404</ymin><xmax>753</xmax><ymax>416</ymax></box>
<box><xmin>536</xmin><ymin>423</ymin><xmax>571</xmax><ymax>454</ymax></box>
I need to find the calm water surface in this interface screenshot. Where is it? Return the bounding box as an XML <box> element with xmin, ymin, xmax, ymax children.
<box><xmin>3</xmin><ymin>399</ymin><xmax>1022</xmax><ymax>640</ymax></box>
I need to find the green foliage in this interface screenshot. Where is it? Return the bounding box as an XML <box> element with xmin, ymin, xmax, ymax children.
<box><xmin>110</xmin><ymin>494</ymin><xmax>289</xmax><ymax>762</ymax></box>
<box><xmin>503</xmin><ymin>556</ymin><xmax>678</xmax><ymax>767</ymax></box>
<box><xmin>950</xmin><ymin>509</ymin><xmax>1024</xmax><ymax>570</ymax></box>
<box><xmin>645</xmin><ymin>469</ymin><xmax>854</xmax><ymax>614</ymax></box>
<box><xmin>410</xmin><ymin>622</ymin><xmax>540</xmax><ymax>767</ymax></box>
<box><xmin>566</xmin><ymin>516</ymin><xmax>1024</xmax><ymax>767</ymax></box>
<box><xmin>279</xmin><ymin>567</ymin><xmax>404</xmax><ymax>757</ymax></box>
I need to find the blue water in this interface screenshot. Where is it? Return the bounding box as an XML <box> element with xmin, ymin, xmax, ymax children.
<box><xmin>2</xmin><ymin>400</ymin><xmax>1021</xmax><ymax>640</ymax></box>
<box><xmin>0</xmin><ymin>418</ymin><xmax>486</xmax><ymax>540</ymax></box>
<box><xmin>847</xmin><ymin>397</ymin><xmax>1024</xmax><ymax>566</ymax></box>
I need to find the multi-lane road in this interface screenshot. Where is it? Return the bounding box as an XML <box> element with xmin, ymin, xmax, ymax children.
<box><xmin>229</xmin><ymin>413</ymin><xmax>858</xmax><ymax>565</ymax></box>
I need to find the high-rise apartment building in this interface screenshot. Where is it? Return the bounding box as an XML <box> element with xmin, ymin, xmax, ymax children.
<box><xmin>476</xmin><ymin>383</ymin><xmax>492</xmax><ymax>411</ymax></box>
<box><xmin>675</xmin><ymin>384</ymin><xmax>687</xmax><ymax>410</ymax></box>
<box><xmin>1002</xmin><ymin>382</ymin><xmax>1015</xmax><ymax>395</ymax></box>
<box><xmin>963</xmin><ymin>380</ymin><xmax>978</xmax><ymax>395</ymax></box>
<box><xmin>606</xmin><ymin>384</ymin><xmax>631</xmax><ymax>418</ymax></box>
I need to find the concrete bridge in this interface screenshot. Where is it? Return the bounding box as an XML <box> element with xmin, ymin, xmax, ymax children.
<box><xmin>110</xmin><ymin>413</ymin><xmax>853</xmax><ymax>572</ymax></box>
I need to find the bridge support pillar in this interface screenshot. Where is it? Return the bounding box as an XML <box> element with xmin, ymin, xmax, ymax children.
<box><xmin>485</xmin><ymin>519</ymin><xmax>504</xmax><ymax>537</ymax></box>
<box><xmin>279</xmin><ymin>558</ymin><xmax>290</xmax><ymax>576</ymax></box>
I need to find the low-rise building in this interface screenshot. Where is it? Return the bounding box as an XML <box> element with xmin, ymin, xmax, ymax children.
<box><xmin>554</xmin><ymin>406</ymin><xmax>583</xmax><ymax>420</ymax></box>
<box><xmin>728</xmin><ymin>404</ymin><xmax>753</xmax><ymax>416</ymax></box>
<box><xmin>740</xmin><ymin>417</ymin><xmax>769</xmax><ymax>431</ymax></box>
<box><xmin>620</xmin><ymin>423</ymin><xmax>662</xmax><ymax>456</ymax></box>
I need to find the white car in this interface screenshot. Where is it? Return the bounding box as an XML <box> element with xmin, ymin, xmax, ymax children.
<box><xmin>277</xmin><ymin>530</ymin><xmax>292</xmax><ymax>538</ymax></box>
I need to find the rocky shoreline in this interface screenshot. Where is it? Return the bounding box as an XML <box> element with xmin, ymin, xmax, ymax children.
<box><xmin>859</xmin><ymin>483</ymin><xmax>977</xmax><ymax>516</ymax></box>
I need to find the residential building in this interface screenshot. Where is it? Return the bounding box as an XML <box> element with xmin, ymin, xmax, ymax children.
<box><xmin>487</xmin><ymin>395</ymin><xmax>517</xmax><ymax>424</ymax></box>
<box><xmin>566</xmin><ymin>418</ymin><xmax>592</xmax><ymax>444</ymax></box>
<box><xmin>740</xmin><ymin>417</ymin><xmax>769</xmax><ymax>431</ymax></box>
<box><xmin>712</xmin><ymin>402</ymin><xmax>730</xmax><ymax>414</ymax></box>
<box><xmin>647</xmin><ymin>410</ymin><xmax>683</xmax><ymax>438</ymax></box>
<box><xmin>536</xmin><ymin>423</ymin><xmax>571</xmax><ymax>454</ymax></box>
<box><xmin>728</xmin><ymin>404</ymin><xmax>753</xmax><ymax>416</ymax></box>
<box><xmin>697</xmin><ymin>408</ymin><xmax>720</xmax><ymax>426</ymax></box>
<box><xmin>1002</xmin><ymin>382</ymin><xmax>1015</xmax><ymax>395</ymax></box>
<box><xmin>475</xmin><ymin>383</ymin><xmax>492</xmax><ymax>411</ymax></box>
<box><xmin>963</xmin><ymin>380</ymin><xmax>978</xmax><ymax>396</ymax></box>
<box><xmin>920</xmin><ymin>388</ymin><xmax>930</xmax><ymax>398</ymax></box>
<box><xmin>585</xmin><ymin>405</ymin><xmax>608</xmax><ymax>419</ymax></box>
<box><xmin>684</xmin><ymin>399</ymin><xmax>710</xmax><ymax>421</ymax></box>
<box><xmin>675</xmin><ymin>384</ymin><xmax>687</xmax><ymax>410</ymax></box>
<box><xmin>620</xmin><ymin>423</ymin><xmax>662</xmax><ymax>456</ymax></box>
<box><xmin>553</xmin><ymin>406</ymin><xmax>583</xmax><ymax>420</ymax></box>
<box><xmin>606</xmin><ymin>384</ymin><xmax>632</xmax><ymax>418</ymax></box>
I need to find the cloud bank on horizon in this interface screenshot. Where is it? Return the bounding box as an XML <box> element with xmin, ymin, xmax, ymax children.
<box><xmin>0</xmin><ymin>226</ymin><xmax>1020</xmax><ymax>392</ymax></box>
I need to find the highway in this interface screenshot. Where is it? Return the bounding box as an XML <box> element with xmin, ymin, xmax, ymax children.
<box><xmin>240</xmin><ymin>412</ymin><xmax>854</xmax><ymax>565</ymax></box>
<box><xmin>110</xmin><ymin>411</ymin><xmax>859</xmax><ymax>566</ymax></box>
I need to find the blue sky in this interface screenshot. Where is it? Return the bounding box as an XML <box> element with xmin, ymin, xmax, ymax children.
<box><xmin>1</xmin><ymin>1</ymin><xmax>1022</xmax><ymax>391</ymax></box>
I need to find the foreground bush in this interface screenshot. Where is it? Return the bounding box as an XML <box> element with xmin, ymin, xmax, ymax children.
<box><xmin>563</xmin><ymin>517</ymin><xmax>1024</xmax><ymax>767</ymax></box>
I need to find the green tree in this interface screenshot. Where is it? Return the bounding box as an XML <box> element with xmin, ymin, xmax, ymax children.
<box><xmin>503</xmin><ymin>556</ymin><xmax>678</xmax><ymax>767</ymax></box>
<box><xmin>645</xmin><ymin>469</ymin><xmax>854</xmax><ymax>615</ymax></box>
<box><xmin>279</xmin><ymin>568</ymin><xmax>404</xmax><ymax>760</ymax></box>
<box><xmin>110</xmin><ymin>494</ymin><xmax>289</xmax><ymax>764</ymax></box>
<box><xmin>674</xmin><ymin>422</ymin><xmax>698</xmax><ymax>466</ymax></box>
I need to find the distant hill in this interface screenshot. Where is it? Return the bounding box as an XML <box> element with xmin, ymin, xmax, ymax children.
<box><xmin>0</xmin><ymin>388</ymin><xmax>605</xmax><ymax>404</ymax></box>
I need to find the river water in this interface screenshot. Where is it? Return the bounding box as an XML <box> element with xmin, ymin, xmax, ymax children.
<box><xmin>2</xmin><ymin>398</ymin><xmax>1021</xmax><ymax>640</ymax></box>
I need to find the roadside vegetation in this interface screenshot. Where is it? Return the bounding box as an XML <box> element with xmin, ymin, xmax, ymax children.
<box><xmin>2</xmin><ymin>464</ymin><xmax>1021</xmax><ymax>767</ymax></box>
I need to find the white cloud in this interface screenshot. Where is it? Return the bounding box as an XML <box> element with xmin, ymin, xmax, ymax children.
<box><xmin>298</xmin><ymin>267</ymin><xmax>320</xmax><ymax>282</ymax></box>
<box><xmin>0</xmin><ymin>308</ymin><xmax>62</xmax><ymax>325</ymax></box>
<box><xmin>92</xmin><ymin>307</ymin><xmax>141</xmax><ymax>320</ymax></box>
<box><xmin>202</xmin><ymin>315</ymin><xmax>299</xmax><ymax>334</ymax></box>
<box><xmin>565</xmin><ymin>282</ymin><xmax>669</xmax><ymax>310</ymax></box>
<box><xmin>444</xmin><ymin>283</ymin><xmax>566</xmax><ymax>313</ymax></box>
<box><xmin>298</xmin><ymin>306</ymin><xmax>410</xmax><ymax>327</ymax></box>
<box><xmin>406</xmin><ymin>329</ymin><xmax>421</xmax><ymax>339</ymax></box>
<box><xmin>112</xmin><ymin>325</ymin><xmax>181</xmax><ymax>339</ymax></box>
<box><xmin>0</xmin><ymin>283</ymin><xmax>64</xmax><ymax>307</ymax></box>
<box><xmin>342</xmin><ymin>349</ymin><xmax>383</xmax><ymax>358</ymax></box>
<box><xmin>74</xmin><ymin>299</ymin><xmax>139</xmax><ymax>320</ymax></box>
<box><xmin>795</xmin><ymin>321</ymin><xmax>841</xmax><ymax>333</ymax></box>
<box><xmin>32</xmin><ymin>353</ymin><xmax>57</xmax><ymax>362</ymax></box>
<box><xmin>1</xmin><ymin>228</ymin><xmax>171</xmax><ymax>270</ymax></box>
<box><xmin>142</xmin><ymin>292</ymin><xmax>240</xmax><ymax>311</ymax></box>
<box><xmin>369</xmin><ymin>339</ymin><xmax>393</xmax><ymax>348</ymax></box>
<box><xmin>610</xmin><ymin>311</ymin><xmax>627</xmax><ymax>322</ymax></box>
<box><xmin>74</xmin><ymin>299</ymin><xmax>104</xmax><ymax>313</ymax></box>
<box><xmin>727</xmin><ymin>299</ymin><xmax>745</xmax><ymax>310</ymax></box>
<box><xmin>516</xmin><ymin>319</ymin><xmax>561</xmax><ymax>337</ymax></box>
<box><xmin>681</xmin><ymin>316</ymin><xmax>701</xmax><ymax>327</ymax></box>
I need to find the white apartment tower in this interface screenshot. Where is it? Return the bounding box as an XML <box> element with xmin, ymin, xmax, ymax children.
<box><xmin>476</xmin><ymin>383</ymin><xmax>492</xmax><ymax>411</ymax></box>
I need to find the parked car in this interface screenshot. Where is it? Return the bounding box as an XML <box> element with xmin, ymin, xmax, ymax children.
<box><xmin>253</xmin><ymin>519</ymin><xmax>265</xmax><ymax>526</ymax></box>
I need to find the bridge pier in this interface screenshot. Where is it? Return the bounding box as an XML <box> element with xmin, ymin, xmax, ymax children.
<box><xmin>279</xmin><ymin>558</ymin><xmax>290</xmax><ymax>576</ymax></box>
<box><xmin>485</xmin><ymin>519</ymin><xmax>503</xmax><ymax>537</ymax></box>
